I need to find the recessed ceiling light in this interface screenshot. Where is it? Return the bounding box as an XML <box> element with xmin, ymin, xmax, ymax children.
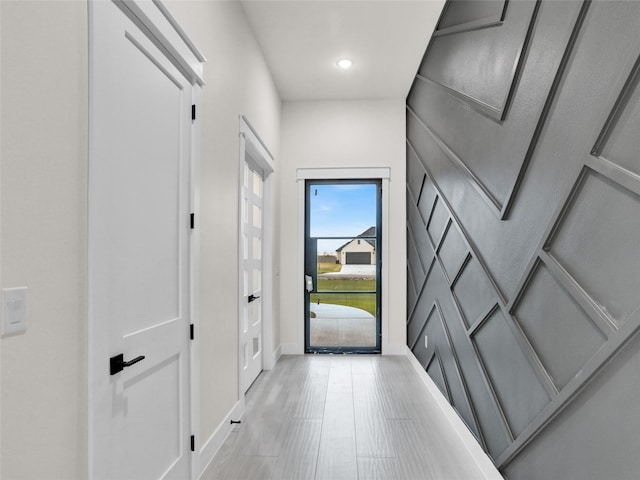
<box><xmin>337</xmin><ymin>58</ymin><xmax>353</xmax><ymax>70</ymax></box>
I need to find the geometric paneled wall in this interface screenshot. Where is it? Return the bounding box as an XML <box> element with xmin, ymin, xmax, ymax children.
<box><xmin>406</xmin><ymin>1</ymin><xmax>640</xmax><ymax>478</ymax></box>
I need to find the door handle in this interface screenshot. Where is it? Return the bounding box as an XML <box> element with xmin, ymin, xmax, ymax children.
<box><xmin>248</xmin><ymin>294</ymin><xmax>260</xmax><ymax>303</ymax></box>
<box><xmin>110</xmin><ymin>353</ymin><xmax>146</xmax><ymax>375</ymax></box>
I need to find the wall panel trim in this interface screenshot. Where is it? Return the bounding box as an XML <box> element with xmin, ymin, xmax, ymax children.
<box><xmin>407</xmin><ymin>256</ymin><xmax>436</xmax><ymax>329</ymax></box>
<box><xmin>406</xmin><ymin>348</ymin><xmax>505</xmax><ymax>479</ymax></box>
<box><xmin>406</xmin><ymin>139</ymin><xmax>507</xmax><ymax>304</ymax></box>
<box><xmin>538</xmin><ymin>251</ymin><xmax>617</xmax><ymax>335</ymax></box>
<box><xmin>500</xmin><ymin>0</ymin><xmax>591</xmax><ymax>219</ymax></box>
<box><xmin>436</xmin><ymin>300</ymin><xmax>485</xmax><ymax>447</ymax></box>
<box><xmin>495</xmin><ymin>150</ymin><xmax>640</xmax><ymax>467</ymax></box>
<box><xmin>496</xmin><ymin>307</ymin><xmax>640</xmax><ymax>468</ymax></box>
<box><xmin>407</xmin><ymin>106</ymin><xmax>504</xmax><ymax>215</ymax></box>
<box><xmin>427</xmin><ymin>350</ymin><xmax>452</xmax><ymax>402</ymax></box>
<box><xmin>433</xmin><ymin>16</ymin><xmax>504</xmax><ymax>37</ymax></box>
<box><xmin>409</xmin><ymin>0</ymin><xmax>592</xmax><ymax>220</ymax></box>
<box><xmin>591</xmin><ymin>51</ymin><xmax>640</xmax><ymax>157</ymax></box>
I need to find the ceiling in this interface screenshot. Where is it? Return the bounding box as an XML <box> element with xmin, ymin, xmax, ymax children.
<box><xmin>240</xmin><ymin>0</ymin><xmax>446</xmax><ymax>102</ymax></box>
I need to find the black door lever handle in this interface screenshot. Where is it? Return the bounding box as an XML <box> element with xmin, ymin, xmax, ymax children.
<box><xmin>248</xmin><ymin>294</ymin><xmax>260</xmax><ymax>303</ymax></box>
<box><xmin>110</xmin><ymin>353</ymin><xmax>146</xmax><ymax>375</ymax></box>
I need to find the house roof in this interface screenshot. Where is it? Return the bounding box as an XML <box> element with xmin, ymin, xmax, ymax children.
<box><xmin>336</xmin><ymin>226</ymin><xmax>376</xmax><ymax>252</ymax></box>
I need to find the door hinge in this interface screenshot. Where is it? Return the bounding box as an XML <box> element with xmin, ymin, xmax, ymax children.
<box><xmin>191</xmin><ymin>104</ymin><xmax>196</xmax><ymax>121</ymax></box>
<box><xmin>190</xmin><ymin>435</ymin><xmax>195</xmax><ymax>452</ymax></box>
<box><xmin>190</xmin><ymin>213</ymin><xmax>195</xmax><ymax>229</ymax></box>
<box><xmin>190</xmin><ymin>323</ymin><xmax>194</xmax><ymax>340</ymax></box>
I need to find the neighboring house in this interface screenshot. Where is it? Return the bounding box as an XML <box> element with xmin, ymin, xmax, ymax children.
<box><xmin>336</xmin><ymin>227</ymin><xmax>376</xmax><ymax>265</ymax></box>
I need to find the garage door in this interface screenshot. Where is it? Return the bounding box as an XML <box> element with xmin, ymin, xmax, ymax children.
<box><xmin>346</xmin><ymin>252</ymin><xmax>371</xmax><ymax>264</ymax></box>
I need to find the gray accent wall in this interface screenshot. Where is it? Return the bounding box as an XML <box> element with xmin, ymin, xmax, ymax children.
<box><xmin>406</xmin><ymin>1</ymin><xmax>640</xmax><ymax>478</ymax></box>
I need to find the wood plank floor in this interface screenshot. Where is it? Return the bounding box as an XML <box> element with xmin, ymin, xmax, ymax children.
<box><xmin>201</xmin><ymin>355</ymin><xmax>491</xmax><ymax>480</ymax></box>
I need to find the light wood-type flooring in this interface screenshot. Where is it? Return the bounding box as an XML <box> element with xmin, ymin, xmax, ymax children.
<box><xmin>202</xmin><ymin>355</ymin><xmax>489</xmax><ymax>480</ymax></box>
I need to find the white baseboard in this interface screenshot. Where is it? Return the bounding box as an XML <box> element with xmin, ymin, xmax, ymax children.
<box><xmin>266</xmin><ymin>344</ymin><xmax>282</xmax><ymax>370</ymax></box>
<box><xmin>382</xmin><ymin>343</ymin><xmax>409</xmax><ymax>355</ymax></box>
<box><xmin>405</xmin><ymin>347</ymin><xmax>504</xmax><ymax>480</ymax></box>
<box><xmin>280</xmin><ymin>342</ymin><xmax>301</xmax><ymax>355</ymax></box>
<box><xmin>197</xmin><ymin>397</ymin><xmax>246</xmax><ymax>479</ymax></box>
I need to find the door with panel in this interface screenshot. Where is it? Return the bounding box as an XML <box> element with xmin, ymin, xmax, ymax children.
<box><xmin>240</xmin><ymin>158</ymin><xmax>266</xmax><ymax>393</ymax></box>
<box><xmin>89</xmin><ymin>2</ymin><xmax>197</xmax><ymax>478</ymax></box>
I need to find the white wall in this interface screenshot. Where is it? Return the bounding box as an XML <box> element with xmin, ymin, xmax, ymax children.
<box><xmin>1</xmin><ymin>2</ymin><xmax>88</xmax><ymax>478</ymax></box>
<box><xmin>164</xmin><ymin>0</ymin><xmax>282</xmax><ymax>455</ymax></box>
<box><xmin>279</xmin><ymin>100</ymin><xmax>407</xmax><ymax>353</ymax></box>
<box><xmin>0</xmin><ymin>1</ymin><xmax>281</xmax><ymax>478</ymax></box>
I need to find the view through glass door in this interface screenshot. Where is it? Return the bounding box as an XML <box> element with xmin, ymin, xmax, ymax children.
<box><xmin>305</xmin><ymin>180</ymin><xmax>381</xmax><ymax>353</ymax></box>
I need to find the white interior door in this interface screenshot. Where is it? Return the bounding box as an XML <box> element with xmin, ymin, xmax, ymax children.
<box><xmin>90</xmin><ymin>2</ymin><xmax>193</xmax><ymax>479</ymax></box>
<box><xmin>240</xmin><ymin>158</ymin><xmax>265</xmax><ymax>393</ymax></box>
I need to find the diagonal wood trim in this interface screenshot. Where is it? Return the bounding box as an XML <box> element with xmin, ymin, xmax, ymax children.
<box><xmin>500</xmin><ymin>0</ymin><xmax>591</xmax><ymax>219</ymax></box>
<box><xmin>416</xmin><ymin>173</ymin><xmax>427</xmax><ymax>207</ymax></box>
<box><xmin>468</xmin><ymin>302</ymin><xmax>500</xmax><ymax>337</ymax></box>
<box><xmin>468</xmin><ymin>306</ymin><xmax>515</xmax><ymax>446</ymax></box>
<box><xmin>407</xmin><ymin>106</ymin><xmax>504</xmax><ymax>216</ymax></box>
<box><xmin>496</xmin><ymin>306</ymin><xmax>640</xmax><ymax>468</ymax></box>
<box><xmin>472</xmin><ymin>301</ymin><xmax>558</xmax><ymax>400</ymax></box>
<box><xmin>407</xmin><ymin>256</ymin><xmax>437</xmax><ymax>329</ymax></box>
<box><xmin>410</xmin><ymin>1</ymin><xmax>591</xmax><ymax>221</ymax></box>
<box><xmin>408</xmin><ymin>134</ymin><xmax>558</xmax><ymax>403</ymax></box>
<box><xmin>435</xmin><ymin>218</ymin><xmax>453</xmax><ymax>257</ymax></box>
<box><xmin>434</xmin><ymin>0</ymin><xmax>507</xmax><ymax>37</ymax></box>
<box><xmin>410</xmin><ymin>303</ymin><xmax>438</xmax><ymax>351</ymax></box>
<box><xmin>433</xmin><ymin>16</ymin><xmax>504</xmax><ymax>37</ymax></box>
<box><xmin>424</xmin><ymin>0</ymin><xmax>540</xmax><ymax>122</ymax></box>
<box><xmin>450</xmin><ymin>252</ymin><xmax>473</xmax><ymax>291</ymax></box>
<box><xmin>436</xmin><ymin>299</ymin><xmax>486</xmax><ymax>449</ymax></box>
<box><xmin>538</xmin><ymin>251</ymin><xmax>617</xmax><ymax>335</ymax></box>
<box><xmin>415</xmin><ymin>73</ymin><xmax>503</xmax><ymax>121</ymax></box>
<box><xmin>494</xmin><ymin>150</ymin><xmax>640</xmax><ymax>468</ymax></box>
<box><xmin>406</xmin><ymin>261</ymin><xmax>418</xmax><ymax>299</ymax></box>
<box><xmin>434</xmin><ymin>221</ymin><xmax>471</xmax><ymax>289</ymax></box>
<box><xmin>406</xmin><ymin>221</ymin><xmax>427</xmax><ymax>277</ymax></box>
<box><xmin>427</xmin><ymin>350</ymin><xmax>453</xmax><ymax>403</ymax></box>
<box><xmin>406</xmin><ymin>139</ymin><xmax>507</xmax><ymax>304</ymax></box>
<box><xmin>585</xmin><ymin>155</ymin><xmax>640</xmax><ymax>197</ymax></box>
<box><xmin>591</xmin><ymin>51</ymin><xmax>640</xmax><ymax>157</ymax></box>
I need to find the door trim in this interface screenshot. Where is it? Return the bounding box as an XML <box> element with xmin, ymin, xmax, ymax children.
<box><xmin>189</xmin><ymin>85</ymin><xmax>202</xmax><ymax>478</ymax></box>
<box><xmin>304</xmin><ymin>179</ymin><xmax>382</xmax><ymax>354</ymax></box>
<box><xmin>295</xmin><ymin>167</ymin><xmax>391</xmax><ymax>354</ymax></box>
<box><xmin>87</xmin><ymin>1</ymin><xmax>204</xmax><ymax>478</ymax></box>
<box><xmin>237</xmin><ymin>116</ymin><xmax>275</xmax><ymax>399</ymax></box>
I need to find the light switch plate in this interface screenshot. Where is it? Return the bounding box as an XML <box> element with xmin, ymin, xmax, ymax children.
<box><xmin>2</xmin><ymin>287</ymin><xmax>28</xmax><ymax>336</ymax></box>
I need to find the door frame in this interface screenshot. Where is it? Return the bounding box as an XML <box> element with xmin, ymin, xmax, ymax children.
<box><xmin>296</xmin><ymin>167</ymin><xmax>391</xmax><ymax>354</ymax></box>
<box><xmin>304</xmin><ymin>178</ymin><xmax>382</xmax><ymax>353</ymax></box>
<box><xmin>87</xmin><ymin>1</ymin><xmax>205</xmax><ymax>478</ymax></box>
<box><xmin>237</xmin><ymin>116</ymin><xmax>275</xmax><ymax>399</ymax></box>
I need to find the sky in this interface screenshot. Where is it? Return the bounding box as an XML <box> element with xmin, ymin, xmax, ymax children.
<box><xmin>309</xmin><ymin>183</ymin><xmax>377</xmax><ymax>254</ymax></box>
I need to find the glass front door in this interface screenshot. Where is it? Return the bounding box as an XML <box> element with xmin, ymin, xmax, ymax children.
<box><xmin>305</xmin><ymin>180</ymin><xmax>381</xmax><ymax>353</ymax></box>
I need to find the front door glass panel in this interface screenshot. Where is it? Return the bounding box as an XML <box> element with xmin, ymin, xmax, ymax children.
<box><xmin>305</xmin><ymin>180</ymin><xmax>382</xmax><ymax>353</ymax></box>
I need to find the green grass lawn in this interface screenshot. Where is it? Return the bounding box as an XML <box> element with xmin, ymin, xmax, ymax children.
<box><xmin>317</xmin><ymin>277</ymin><xmax>376</xmax><ymax>291</ymax></box>
<box><xmin>311</xmin><ymin>276</ymin><xmax>376</xmax><ymax>316</ymax></box>
<box><xmin>310</xmin><ymin>293</ymin><xmax>377</xmax><ymax>317</ymax></box>
<box><xmin>310</xmin><ymin>273</ymin><xmax>377</xmax><ymax>316</ymax></box>
<box><xmin>317</xmin><ymin>262</ymin><xmax>341</xmax><ymax>274</ymax></box>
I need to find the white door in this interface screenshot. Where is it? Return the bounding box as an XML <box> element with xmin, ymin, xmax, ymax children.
<box><xmin>89</xmin><ymin>2</ymin><xmax>193</xmax><ymax>479</ymax></box>
<box><xmin>240</xmin><ymin>158</ymin><xmax>265</xmax><ymax>393</ymax></box>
